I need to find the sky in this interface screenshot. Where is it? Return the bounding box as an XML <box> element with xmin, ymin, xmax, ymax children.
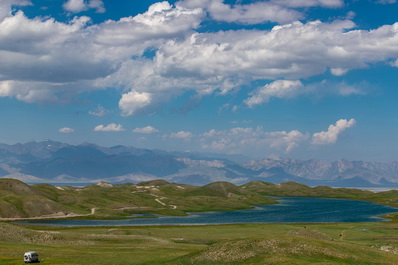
<box><xmin>1</xmin><ymin>0</ymin><xmax>398</xmax><ymax>162</ymax></box>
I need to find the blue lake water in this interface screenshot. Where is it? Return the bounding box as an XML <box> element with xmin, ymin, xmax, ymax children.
<box><xmin>17</xmin><ymin>197</ymin><xmax>398</xmax><ymax>227</ymax></box>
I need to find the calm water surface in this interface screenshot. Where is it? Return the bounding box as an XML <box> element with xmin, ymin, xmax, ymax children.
<box><xmin>17</xmin><ymin>197</ymin><xmax>398</xmax><ymax>227</ymax></box>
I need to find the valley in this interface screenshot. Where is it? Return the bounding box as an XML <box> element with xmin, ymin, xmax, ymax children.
<box><xmin>2</xmin><ymin>178</ymin><xmax>398</xmax><ymax>264</ymax></box>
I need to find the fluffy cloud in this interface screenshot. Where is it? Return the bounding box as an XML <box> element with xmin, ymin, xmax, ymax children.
<box><xmin>63</xmin><ymin>0</ymin><xmax>87</xmax><ymax>13</ymax></box>
<box><xmin>267</xmin><ymin>130</ymin><xmax>310</xmax><ymax>153</ymax></box>
<box><xmin>88</xmin><ymin>0</ymin><xmax>105</xmax><ymax>13</ymax></box>
<box><xmin>0</xmin><ymin>80</ymin><xmax>77</xmax><ymax>103</ymax></box>
<box><xmin>59</xmin><ymin>127</ymin><xmax>74</xmax><ymax>133</ymax></box>
<box><xmin>89</xmin><ymin>105</ymin><xmax>111</xmax><ymax>116</ymax></box>
<box><xmin>169</xmin><ymin>131</ymin><xmax>193</xmax><ymax>139</ymax></box>
<box><xmin>198</xmin><ymin>120</ymin><xmax>356</xmax><ymax>155</ymax></box>
<box><xmin>143</xmin><ymin>19</ymin><xmax>398</xmax><ymax>96</ymax></box>
<box><xmin>306</xmin><ymin>80</ymin><xmax>366</xmax><ymax>97</ymax></box>
<box><xmin>0</xmin><ymin>3</ymin><xmax>204</xmax><ymax>104</ymax></box>
<box><xmin>161</xmin><ymin>120</ymin><xmax>356</xmax><ymax>156</ymax></box>
<box><xmin>133</xmin><ymin>126</ymin><xmax>159</xmax><ymax>134</ymax></box>
<box><xmin>244</xmin><ymin>80</ymin><xmax>365</xmax><ymax>107</ymax></box>
<box><xmin>95</xmin><ymin>2</ymin><xmax>203</xmax><ymax>46</ymax></box>
<box><xmin>119</xmin><ymin>91</ymin><xmax>153</xmax><ymax>116</ymax></box>
<box><xmin>0</xmin><ymin>13</ymin><xmax>109</xmax><ymax>85</ymax></box>
<box><xmin>271</xmin><ymin>0</ymin><xmax>343</xmax><ymax>8</ymax></box>
<box><xmin>2</xmin><ymin>1</ymin><xmax>398</xmax><ymax>116</ymax></box>
<box><xmin>94</xmin><ymin>123</ymin><xmax>125</xmax><ymax>132</ymax></box>
<box><xmin>245</xmin><ymin>80</ymin><xmax>303</xmax><ymax>108</ymax></box>
<box><xmin>312</xmin><ymin>119</ymin><xmax>356</xmax><ymax>145</ymax></box>
<box><xmin>203</xmin><ymin>0</ymin><xmax>302</xmax><ymax>24</ymax></box>
<box><xmin>111</xmin><ymin>19</ymin><xmax>396</xmax><ymax>114</ymax></box>
<box><xmin>330</xmin><ymin>68</ymin><xmax>348</xmax><ymax>76</ymax></box>
<box><xmin>177</xmin><ymin>0</ymin><xmax>343</xmax><ymax>24</ymax></box>
<box><xmin>0</xmin><ymin>0</ymin><xmax>31</xmax><ymax>22</ymax></box>
<box><xmin>201</xmin><ymin>127</ymin><xmax>308</xmax><ymax>154</ymax></box>
<box><xmin>391</xmin><ymin>59</ymin><xmax>398</xmax><ymax>67</ymax></box>
<box><xmin>151</xmin><ymin>20</ymin><xmax>361</xmax><ymax>82</ymax></box>
<box><xmin>63</xmin><ymin>0</ymin><xmax>105</xmax><ymax>13</ymax></box>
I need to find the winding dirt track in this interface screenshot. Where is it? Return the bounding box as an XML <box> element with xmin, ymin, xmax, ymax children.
<box><xmin>0</xmin><ymin>208</ymin><xmax>97</xmax><ymax>221</ymax></box>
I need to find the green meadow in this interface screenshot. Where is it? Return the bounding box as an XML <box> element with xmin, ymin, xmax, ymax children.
<box><xmin>2</xmin><ymin>221</ymin><xmax>398</xmax><ymax>264</ymax></box>
<box><xmin>2</xmin><ymin>178</ymin><xmax>398</xmax><ymax>264</ymax></box>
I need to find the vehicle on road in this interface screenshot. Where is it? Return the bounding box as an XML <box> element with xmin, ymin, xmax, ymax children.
<box><xmin>24</xmin><ymin>251</ymin><xmax>39</xmax><ymax>263</ymax></box>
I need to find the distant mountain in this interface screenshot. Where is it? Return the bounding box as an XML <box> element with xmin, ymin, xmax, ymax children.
<box><xmin>1</xmin><ymin>140</ymin><xmax>398</xmax><ymax>187</ymax></box>
<box><xmin>19</xmin><ymin>145</ymin><xmax>184</xmax><ymax>179</ymax></box>
<box><xmin>243</xmin><ymin>157</ymin><xmax>398</xmax><ymax>187</ymax></box>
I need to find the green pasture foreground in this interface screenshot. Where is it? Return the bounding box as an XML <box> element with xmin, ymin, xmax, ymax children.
<box><xmin>2</xmin><ymin>222</ymin><xmax>398</xmax><ymax>264</ymax></box>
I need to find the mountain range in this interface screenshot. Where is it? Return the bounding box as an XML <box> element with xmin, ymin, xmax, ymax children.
<box><xmin>1</xmin><ymin>140</ymin><xmax>398</xmax><ymax>187</ymax></box>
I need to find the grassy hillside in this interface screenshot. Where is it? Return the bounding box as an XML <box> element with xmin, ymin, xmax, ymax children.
<box><xmin>178</xmin><ymin>181</ymin><xmax>277</xmax><ymax>212</ymax></box>
<box><xmin>0</xmin><ymin>179</ymin><xmax>276</xmax><ymax>219</ymax></box>
<box><xmin>180</xmin><ymin>236</ymin><xmax>398</xmax><ymax>264</ymax></box>
<box><xmin>0</xmin><ymin>179</ymin><xmax>68</xmax><ymax>218</ymax></box>
<box><xmin>243</xmin><ymin>180</ymin><xmax>398</xmax><ymax>206</ymax></box>
<box><xmin>241</xmin><ymin>180</ymin><xmax>375</xmax><ymax>198</ymax></box>
<box><xmin>2</xmin><ymin>178</ymin><xmax>398</xmax><ymax>220</ymax></box>
<box><xmin>2</xmin><ymin>222</ymin><xmax>398</xmax><ymax>264</ymax></box>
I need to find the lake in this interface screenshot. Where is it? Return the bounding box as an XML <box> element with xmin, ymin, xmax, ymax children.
<box><xmin>16</xmin><ymin>197</ymin><xmax>398</xmax><ymax>227</ymax></box>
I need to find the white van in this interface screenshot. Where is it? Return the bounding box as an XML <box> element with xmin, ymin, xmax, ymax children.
<box><xmin>24</xmin><ymin>251</ymin><xmax>39</xmax><ymax>263</ymax></box>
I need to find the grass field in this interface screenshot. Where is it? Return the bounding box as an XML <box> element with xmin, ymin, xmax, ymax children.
<box><xmin>2</xmin><ymin>221</ymin><xmax>398</xmax><ymax>264</ymax></box>
<box><xmin>3</xmin><ymin>179</ymin><xmax>398</xmax><ymax>264</ymax></box>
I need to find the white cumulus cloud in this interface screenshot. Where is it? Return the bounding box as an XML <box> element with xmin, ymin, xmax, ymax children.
<box><xmin>330</xmin><ymin>68</ymin><xmax>348</xmax><ymax>76</ymax></box>
<box><xmin>391</xmin><ymin>59</ymin><xmax>398</xmax><ymax>67</ymax></box>
<box><xmin>242</xmin><ymin>80</ymin><xmax>365</xmax><ymax>109</ymax></box>
<box><xmin>59</xmin><ymin>127</ymin><xmax>74</xmax><ymax>133</ymax></box>
<box><xmin>271</xmin><ymin>0</ymin><xmax>343</xmax><ymax>8</ymax></box>
<box><xmin>312</xmin><ymin>119</ymin><xmax>357</xmax><ymax>145</ymax></box>
<box><xmin>267</xmin><ymin>130</ymin><xmax>309</xmax><ymax>153</ymax></box>
<box><xmin>0</xmin><ymin>0</ymin><xmax>31</xmax><ymax>22</ymax></box>
<box><xmin>63</xmin><ymin>0</ymin><xmax>105</xmax><ymax>13</ymax></box>
<box><xmin>133</xmin><ymin>126</ymin><xmax>159</xmax><ymax>134</ymax></box>
<box><xmin>201</xmin><ymin>127</ymin><xmax>309</xmax><ymax>154</ymax></box>
<box><xmin>0</xmin><ymin>3</ymin><xmax>203</xmax><ymax>105</ymax></box>
<box><xmin>94</xmin><ymin>123</ymin><xmax>125</xmax><ymax>132</ymax></box>
<box><xmin>88</xmin><ymin>0</ymin><xmax>105</xmax><ymax>13</ymax></box>
<box><xmin>204</xmin><ymin>0</ymin><xmax>302</xmax><ymax>24</ymax></box>
<box><xmin>63</xmin><ymin>0</ymin><xmax>87</xmax><ymax>13</ymax></box>
<box><xmin>119</xmin><ymin>91</ymin><xmax>153</xmax><ymax>116</ymax></box>
<box><xmin>2</xmin><ymin>1</ymin><xmax>398</xmax><ymax>117</ymax></box>
<box><xmin>177</xmin><ymin>0</ymin><xmax>343</xmax><ymax>25</ymax></box>
<box><xmin>89</xmin><ymin>104</ymin><xmax>111</xmax><ymax>116</ymax></box>
<box><xmin>169</xmin><ymin>131</ymin><xmax>193</xmax><ymax>139</ymax></box>
<box><xmin>245</xmin><ymin>80</ymin><xmax>303</xmax><ymax>108</ymax></box>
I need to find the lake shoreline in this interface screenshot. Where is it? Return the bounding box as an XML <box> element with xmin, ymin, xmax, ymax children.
<box><xmin>14</xmin><ymin>197</ymin><xmax>398</xmax><ymax>227</ymax></box>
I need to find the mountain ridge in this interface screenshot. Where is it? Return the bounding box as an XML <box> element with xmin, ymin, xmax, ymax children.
<box><xmin>1</xmin><ymin>140</ymin><xmax>398</xmax><ymax>187</ymax></box>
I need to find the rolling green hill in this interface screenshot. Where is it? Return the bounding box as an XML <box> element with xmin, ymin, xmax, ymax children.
<box><xmin>0</xmin><ymin>179</ymin><xmax>67</xmax><ymax>218</ymax></box>
<box><xmin>0</xmin><ymin>179</ymin><xmax>276</xmax><ymax>219</ymax></box>
<box><xmin>241</xmin><ymin>180</ymin><xmax>376</xmax><ymax>198</ymax></box>
<box><xmin>2</xmin><ymin>178</ymin><xmax>398</xmax><ymax>220</ymax></box>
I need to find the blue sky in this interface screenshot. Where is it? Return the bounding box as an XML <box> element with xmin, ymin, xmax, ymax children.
<box><xmin>1</xmin><ymin>0</ymin><xmax>398</xmax><ymax>162</ymax></box>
